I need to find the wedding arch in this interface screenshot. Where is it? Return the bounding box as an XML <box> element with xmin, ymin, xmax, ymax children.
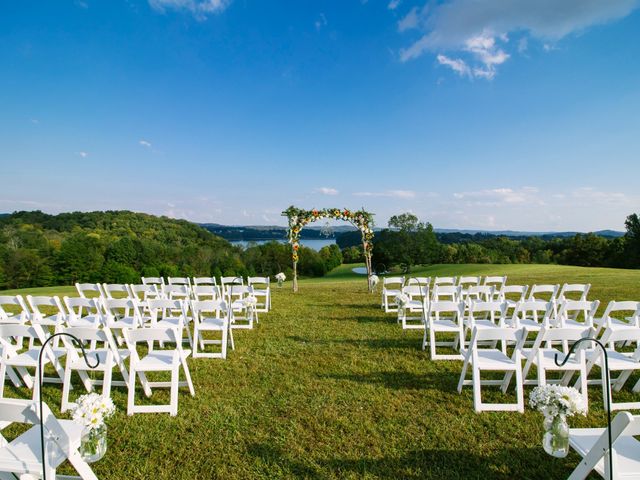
<box><xmin>282</xmin><ymin>206</ymin><xmax>375</xmax><ymax>292</ymax></box>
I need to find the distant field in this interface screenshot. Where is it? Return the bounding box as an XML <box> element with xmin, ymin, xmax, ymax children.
<box><xmin>2</xmin><ymin>264</ymin><xmax>639</xmax><ymax>478</ymax></box>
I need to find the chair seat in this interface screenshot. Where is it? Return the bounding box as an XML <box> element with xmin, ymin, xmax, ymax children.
<box><xmin>0</xmin><ymin>314</ymin><xmax>25</xmax><ymax>324</ymax></box>
<box><xmin>562</xmin><ymin>319</ymin><xmax>591</xmax><ymax>329</ymax></box>
<box><xmin>430</xmin><ymin>319</ymin><xmax>460</xmax><ymax>331</ymax></box>
<box><xmin>107</xmin><ymin>317</ymin><xmax>137</xmax><ymax>328</ymax></box>
<box><xmin>252</xmin><ymin>289</ymin><xmax>268</xmax><ymax>296</ymax></box>
<box><xmin>466</xmin><ymin>320</ymin><xmax>499</xmax><ymax>330</ymax></box>
<box><xmin>384</xmin><ymin>289</ymin><xmax>401</xmax><ymax>296</ymax></box>
<box><xmin>136</xmin><ymin>351</ymin><xmax>178</xmax><ymax>371</ymax></box>
<box><xmin>588</xmin><ymin>350</ymin><xmax>640</xmax><ymax>370</ymax></box>
<box><xmin>5</xmin><ymin>349</ymin><xmax>50</xmax><ymax>367</ymax></box>
<box><xmin>533</xmin><ymin>349</ymin><xmax>583</xmax><ymax>369</ymax></box>
<box><xmin>519</xmin><ymin>318</ymin><xmax>543</xmax><ymax>330</ymax></box>
<box><xmin>67</xmin><ymin>314</ymin><xmax>101</xmax><ymax>327</ymax></box>
<box><xmin>570</xmin><ymin>427</ymin><xmax>640</xmax><ymax>478</ymax></box>
<box><xmin>0</xmin><ymin>419</ymin><xmax>84</xmax><ymax>473</ymax></box>
<box><xmin>67</xmin><ymin>349</ymin><xmax>129</xmax><ymax>369</ymax></box>
<box><xmin>475</xmin><ymin>350</ymin><xmax>517</xmax><ymax>370</ymax></box>
<box><xmin>198</xmin><ymin>317</ymin><xmax>226</xmax><ymax>329</ymax></box>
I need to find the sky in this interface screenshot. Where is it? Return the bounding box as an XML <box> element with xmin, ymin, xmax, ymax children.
<box><xmin>1</xmin><ymin>0</ymin><xmax>639</xmax><ymax>232</ymax></box>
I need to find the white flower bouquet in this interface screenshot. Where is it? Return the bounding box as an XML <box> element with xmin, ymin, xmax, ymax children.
<box><xmin>529</xmin><ymin>385</ymin><xmax>586</xmax><ymax>458</ymax></box>
<box><xmin>369</xmin><ymin>274</ymin><xmax>379</xmax><ymax>289</ymax></box>
<box><xmin>71</xmin><ymin>393</ymin><xmax>115</xmax><ymax>463</ymax></box>
<box><xmin>243</xmin><ymin>296</ymin><xmax>258</xmax><ymax>308</ymax></box>
<box><xmin>395</xmin><ymin>293</ymin><xmax>410</xmax><ymax>309</ymax></box>
<box><xmin>275</xmin><ymin>272</ymin><xmax>286</xmax><ymax>287</ymax></box>
<box><xmin>529</xmin><ymin>385</ymin><xmax>586</xmax><ymax>419</ymax></box>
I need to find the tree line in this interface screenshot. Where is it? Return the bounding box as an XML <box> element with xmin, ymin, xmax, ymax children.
<box><xmin>0</xmin><ymin>211</ymin><xmax>342</xmax><ymax>290</ymax></box>
<box><xmin>351</xmin><ymin>213</ymin><xmax>640</xmax><ymax>272</ymax></box>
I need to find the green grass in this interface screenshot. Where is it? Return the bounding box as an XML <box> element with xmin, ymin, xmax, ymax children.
<box><xmin>3</xmin><ymin>264</ymin><xmax>640</xmax><ymax>479</ymax></box>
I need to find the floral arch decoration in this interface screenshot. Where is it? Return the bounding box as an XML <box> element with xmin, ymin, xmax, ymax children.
<box><xmin>282</xmin><ymin>206</ymin><xmax>375</xmax><ymax>292</ymax></box>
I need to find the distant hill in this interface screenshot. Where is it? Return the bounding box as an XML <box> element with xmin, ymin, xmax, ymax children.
<box><xmin>201</xmin><ymin>223</ymin><xmax>357</xmax><ymax>241</ymax></box>
<box><xmin>203</xmin><ymin>223</ymin><xmax>624</xmax><ymax>243</ymax></box>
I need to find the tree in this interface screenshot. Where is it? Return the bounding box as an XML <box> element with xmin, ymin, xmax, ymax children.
<box><xmin>623</xmin><ymin>213</ymin><xmax>640</xmax><ymax>268</ymax></box>
<box><xmin>388</xmin><ymin>213</ymin><xmax>419</xmax><ymax>232</ymax></box>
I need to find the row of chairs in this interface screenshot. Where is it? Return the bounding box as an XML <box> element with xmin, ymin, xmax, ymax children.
<box><xmin>0</xmin><ymin>289</ymin><xmax>262</xmax><ymax>417</ymax></box>
<box><xmin>77</xmin><ymin>275</ymin><xmax>272</xmax><ymax>313</ymax></box>
<box><xmin>381</xmin><ymin>276</ymin><xmax>589</xmax><ymax>313</ymax></box>
<box><xmin>397</xmin><ymin>292</ymin><xmax>640</xmax><ymax>414</ymax></box>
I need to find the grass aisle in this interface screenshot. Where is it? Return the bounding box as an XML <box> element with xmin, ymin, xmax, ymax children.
<box><xmin>7</xmin><ymin>264</ymin><xmax>637</xmax><ymax>478</ymax></box>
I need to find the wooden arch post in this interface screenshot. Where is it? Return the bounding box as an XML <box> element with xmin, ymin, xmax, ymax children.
<box><xmin>282</xmin><ymin>206</ymin><xmax>375</xmax><ymax>293</ymax></box>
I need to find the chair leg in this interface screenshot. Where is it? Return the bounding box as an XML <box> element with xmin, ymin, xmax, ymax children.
<box><xmin>472</xmin><ymin>366</ymin><xmax>482</xmax><ymax>412</ymax></box>
<box><xmin>515</xmin><ymin>366</ymin><xmax>525</xmax><ymax>413</ymax></box>
<box><xmin>170</xmin><ymin>364</ymin><xmax>179</xmax><ymax>417</ymax></box>
<box><xmin>457</xmin><ymin>359</ymin><xmax>469</xmax><ymax>393</ymax></box>
<box><xmin>127</xmin><ymin>368</ymin><xmax>136</xmax><ymax>416</ymax></box>
<box><xmin>61</xmin><ymin>364</ymin><xmax>73</xmax><ymax>412</ymax></box>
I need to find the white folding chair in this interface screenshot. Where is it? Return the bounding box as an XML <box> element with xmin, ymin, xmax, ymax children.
<box><xmin>464</xmin><ymin>285</ymin><xmax>494</xmax><ymax>303</ymax></box>
<box><xmin>558</xmin><ymin>283</ymin><xmax>591</xmax><ymax>302</ymax></box>
<box><xmin>60</xmin><ymin>325</ymin><xmax>129</xmax><ymax>413</ymax></box>
<box><xmin>129</xmin><ymin>283</ymin><xmax>161</xmax><ymax>302</ymax></box>
<box><xmin>458</xmin><ymin>276</ymin><xmax>481</xmax><ymax>297</ymax></box>
<box><xmin>464</xmin><ymin>300</ymin><xmax>507</xmax><ymax>336</ymax></box>
<box><xmin>248</xmin><ymin>276</ymin><xmax>271</xmax><ymax>312</ymax></box>
<box><xmin>434</xmin><ymin>276</ymin><xmax>456</xmax><ymax>287</ymax></box>
<box><xmin>423</xmin><ymin>300</ymin><xmax>465</xmax><ymax>360</ymax></box>
<box><xmin>407</xmin><ymin>277</ymin><xmax>431</xmax><ymax>287</ymax></box>
<box><xmin>63</xmin><ymin>296</ymin><xmax>102</xmax><ymax>328</ymax></box>
<box><xmin>191</xmin><ymin>299</ymin><xmax>233</xmax><ymax>359</ymax></box>
<box><xmin>498</xmin><ymin>285</ymin><xmax>528</xmax><ymax>306</ymax></box>
<box><xmin>0</xmin><ymin>324</ymin><xmax>62</xmax><ymax>398</ymax></box>
<box><xmin>142</xmin><ymin>276</ymin><xmax>165</xmax><ymax>288</ymax></box>
<box><xmin>556</xmin><ymin>300</ymin><xmax>600</xmax><ymax>329</ymax></box>
<box><xmin>168</xmin><ymin>276</ymin><xmax>191</xmax><ymax>287</ymax></box>
<box><xmin>431</xmin><ymin>285</ymin><xmax>462</xmax><ymax>302</ymax></box>
<box><xmin>162</xmin><ymin>284</ymin><xmax>191</xmax><ymax>302</ymax></box>
<box><xmin>382</xmin><ymin>276</ymin><xmax>404</xmax><ymax>313</ymax></box>
<box><xmin>521</xmin><ymin>326</ymin><xmax>593</xmax><ymax>411</ymax></box>
<box><xmin>0</xmin><ymin>398</ymin><xmax>98</xmax><ymax>479</ymax></box>
<box><xmin>509</xmin><ymin>300</ymin><xmax>554</xmax><ymax>333</ymax></box>
<box><xmin>398</xmin><ymin>285</ymin><xmax>428</xmax><ymax>331</ymax></box>
<box><xmin>0</xmin><ymin>295</ymin><xmax>29</xmax><ymax>324</ymax></box>
<box><xmin>227</xmin><ymin>285</ymin><xmax>257</xmax><ymax>328</ymax></box>
<box><xmin>75</xmin><ymin>282</ymin><xmax>105</xmax><ymax>299</ymax></box>
<box><xmin>192</xmin><ymin>285</ymin><xmax>219</xmax><ymax>301</ymax></box>
<box><xmin>527</xmin><ymin>284</ymin><xmax>560</xmax><ymax>302</ymax></box>
<box><xmin>24</xmin><ymin>295</ymin><xmax>67</xmax><ymax>367</ymax></box>
<box><xmin>146</xmin><ymin>298</ymin><xmax>193</xmax><ymax>348</ymax></box>
<box><xmin>123</xmin><ymin>325</ymin><xmax>194</xmax><ymax>416</ymax></box>
<box><xmin>99</xmin><ymin>298</ymin><xmax>144</xmax><ymax>344</ymax></box>
<box><xmin>593</xmin><ymin>301</ymin><xmax>640</xmax><ymax>338</ymax></box>
<box><xmin>483</xmin><ymin>275</ymin><xmax>507</xmax><ymax>289</ymax></box>
<box><xmin>220</xmin><ymin>276</ymin><xmax>244</xmax><ymax>297</ymax></box>
<box><xmin>457</xmin><ymin>326</ymin><xmax>525</xmax><ymax>412</ymax></box>
<box><xmin>193</xmin><ymin>277</ymin><xmax>218</xmax><ymax>286</ymax></box>
<box><xmin>568</xmin><ymin>411</ymin><xmax>640</xmax><ymax>480</ymax></box>
<box><xmin>586</xmin><ymin>327</ymin><xmax>640</xmax><ymax>412</ymax></box>
<box><xmin>102</xmin><ymin>283</ymin><xmax>133</xmax><ymax>299</ymax></box>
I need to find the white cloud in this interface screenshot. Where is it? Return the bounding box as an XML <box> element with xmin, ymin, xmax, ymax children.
<box><xmin>315</xmin><ymin>187</ymin><xmax>339</xmax><ymax>196</ymax></box>
<box><xmin>354</xmin><ymin>190</ymin><xmax>416</xmax><ymax>199</ymax></box>
<box><xmin>388</xmin><ymin>0</ymin><xmax>401</xmax><ymax>11</ymax></box>
<box><xmin>315</xmin><ymin>13</ymin><xmax>327</xmax><ymax>31</ymax></box>
<box><xmin>437</xmin><ymin>54</ymin><xmax>470</xmax><ymax>77</ymax></box>
<box><xmin>30</xmin><ymin>118</ymin><xmax>39</xmax><ymax>125</ymax></box>
<box><xmin>398</xmin><ymin>6</ymin><xmax>423</xmax><ymax>32</ymax></box>
<box><xmin>148</xmin><ymin>0</ymin><xmax>230</xmax><ymax>19</ymax></box>
<box><xmin>398</xmin><ymin>0</ymin><xmax>640</xmax><ymax>78</ymax></box>
<box><xmin>78</xmin><ymin>151</ymin><xmax>88</xmax><ymax>158</ymax></box>
<box><xmin>139</xmin><ymin>139</ymin><xmax>152</xmax><ymax>148</ymax></box>
<box><xmin>453</xmin><ymin>187</ymin><xmax>541</xmax><ymax>206</ymax></box>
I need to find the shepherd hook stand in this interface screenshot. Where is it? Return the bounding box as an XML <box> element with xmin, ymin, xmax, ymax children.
<box><xmin>38</xmin><ymin>332</ymin><xmax>100</xmax><ymax>480</ymax></box>
<box><xmin>554</xmin><ymin>337</ymin><xmax>613</xmax><ymax>480</ymax></box>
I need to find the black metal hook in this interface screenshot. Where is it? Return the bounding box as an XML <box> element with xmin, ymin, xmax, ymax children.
<box><xmin>38</xmin><ymin>332</ymin><xmax>100</xmax><ymax>480</ymax></box>
<box><xmin>554</xmin><ymin>336</ymin><xmax>613</xmax><ymax>480</ymax></box>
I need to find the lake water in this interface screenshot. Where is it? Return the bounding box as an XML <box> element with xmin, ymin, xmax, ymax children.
<box><xmin>230</xmin><ymin>238</ymin><xmax>336</xmax><ymax>251</ymax></box>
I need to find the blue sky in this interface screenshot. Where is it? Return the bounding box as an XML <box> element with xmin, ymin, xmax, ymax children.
<box><xmin>1</xmin><ymin>0</ymin><xmax>639</xmax><ymax>231</ymax></box>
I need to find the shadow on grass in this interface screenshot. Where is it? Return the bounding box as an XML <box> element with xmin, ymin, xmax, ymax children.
<box><xmin>286</xmin><ymin>335</ymin><xmax>421</xmax><ymax>351</ymax></box>
<box><xmin>321</xmin><ymin>370</ymin><xmax>458</xmax><ymax>391</ymax></box>
<box><xmin>247</xmin><ymin>442</ymin><xmax>572</xmax><ymax>479</ymax></box>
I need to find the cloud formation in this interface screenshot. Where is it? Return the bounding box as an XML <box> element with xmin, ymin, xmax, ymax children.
<box><xmin>315</xmin><ymin>13</ymin><xmax>327</xmax><ymax>31</ymax></box>
<box><xmin>315</xmin><ymin>187</ymin><xmax>339</xmax><ymax>196</ymax></box>
<box><xmin>388</xmin><ymin>0</ymin><xmax>401</xmax><ymax>11</ymax></box>
<box><xmin>139</xmin><ymin>139</ymin><xmax>152</xmax><ymax>148</ymax></box>
<box><xmin>354</xmin><ymin>190</ymin><xmax>416</xmax><ymax>199</ymax></box>
<box><xmin>148</xmin><ymin>0</ymin><xmax>230</xmax><ymax>19</ymax></box>
<box><xmin>399</xmin><ymin>0</ymin><xmax>640</xmax><ymax>78</ymax></box>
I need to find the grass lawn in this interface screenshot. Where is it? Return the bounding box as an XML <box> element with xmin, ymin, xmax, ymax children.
<box><xmin>3</xmin><ymin>263</ymin><xmax>640</xmax><ymax>479</ymax></box>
